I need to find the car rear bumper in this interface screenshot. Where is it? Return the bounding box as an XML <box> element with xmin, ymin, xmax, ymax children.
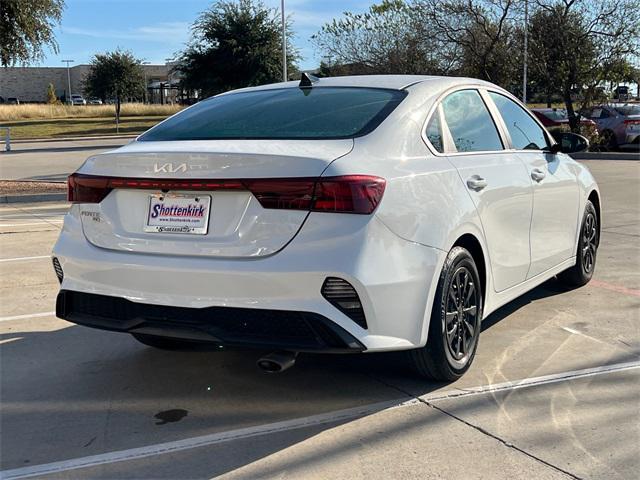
<box><xmin>52</xmin><ymin>205</ymin><xmax>445</xmax><ymax>351</ymax></box>
<box><xmin>56</xmin><ymin>290</ymin><xmax>365</xmax><ymax>352</ymax></box>
<box><xmin>623</xmin><ymin>132</ymin><xmax>639</xmax><ymax>145</ymax></box>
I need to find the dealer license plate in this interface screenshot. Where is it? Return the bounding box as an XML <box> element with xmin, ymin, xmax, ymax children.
<box><xmin>145</xmin><ymin>194</ymin><xmax>211</xmax><ymax>235</ymax></box>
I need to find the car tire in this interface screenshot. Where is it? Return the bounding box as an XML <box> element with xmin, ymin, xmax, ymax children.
<box><xmin>559</xmin><ymin>200</ymin><xmax>599</xmax><ymax>287</ymax></box>
<box><xmin>408</xmin><ymin>246</ymin><xmax>483</xmax><ymax>381</ymax></box>
<box><xmin>131</xmin><ymin>333</ymin><xmax>205</xmax><ymax>350</ymax></box>
<box><xmin>601</xmin><ymin>130</ymin><xmax>617</xmax><ymax>151</ymax></box>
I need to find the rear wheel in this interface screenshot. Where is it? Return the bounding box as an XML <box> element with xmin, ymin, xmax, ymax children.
<box><xmin>408</xmin><ymin>247</ymin><xmax>483</xmax><ymax>381</ymax></box>
<box><xmin>559</xmin><ymin>200</ymin><xmax>598</xmax><ymax>287</ymax></box>
<box><xmin>131</xmin><ymin>333</ymin><xmax>206</xmax><ymax>350</ymax></box>
<box><xmin>601</xmin><ymin>130</ymin><xmax>618</xmax><ymax>151</ymax></box>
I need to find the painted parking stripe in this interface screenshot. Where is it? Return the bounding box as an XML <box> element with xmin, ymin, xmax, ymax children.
<box><xmin>420</xmin><ymin>360</ymin><xmax>640</xmax><ymax>402</ymax></box>
<box><xmin>1</xmin><ymin>360</ymin><xmax>638</xmax><ymax>480</ymax></box>
<box><xmin>0</xmin><ymin>311</ymin><xmax>56</xmax><ymax>322</ymax></box>
<box><xmin>589</xmin><ymin>279</ymin><xmax>640</xmax><ymax>298</ymax></box>
<box><xmin>0</xmin><ymin>221</ymin><xmax>63</xmax><ymax>227</ymax></box>
<box><xmin>0</xmin><ymin>255</ymin><xmax>50</xmax><ymax>263</ymax></box>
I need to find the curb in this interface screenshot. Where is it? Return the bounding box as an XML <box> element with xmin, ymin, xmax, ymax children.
<box><xmin>0</xmin><ymin>193</ymin><xmax>67</xmax><ymax>204</ymax></box>
<box><xmin>570</xmin><ymin>152</ymin><xmax>639</xmax><ymax>160</ymax></box>
<box><xmin>11</xmin><ymin>134</ymin><xmax>138</xmax><ymax>144</ymax></box>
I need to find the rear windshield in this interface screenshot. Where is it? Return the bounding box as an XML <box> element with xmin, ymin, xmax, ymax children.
<box><xmin>541</xmin><ymin>109</ymin><xmax>567</xmax><ymax>121</ymax></box>
<box><xmin>139</xmin><ymin>87</ymin><xmax>406</xmax><ymax>141</ymax></box>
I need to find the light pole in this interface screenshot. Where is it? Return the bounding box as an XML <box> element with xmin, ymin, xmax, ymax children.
<box><xmin>62</xmin><ymin>59</ymin><xmax>74</xmax><ymax>104</ymax></box>
<box><xmin>141</xmin><ymin>61</ymin><xmax>150</xmax><ymax>104</ymax></box>
<box><xmin>522</xmin><ymin>0</ymin><xmax>528</xmax><ymax>104</ymax></box>
<box><xmin>281</xmin><ymin>0</ymin><xmax>287</xmax><ymax>82</ymax></box>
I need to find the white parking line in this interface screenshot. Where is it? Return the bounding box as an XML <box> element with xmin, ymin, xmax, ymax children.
<box><xmin>0</xmin><ymin>221</ymin><xmax>62</xmax><ymax>227</ymax></box>
<box><xmin>1</xmin><ymin>360</ymin><xmax>638</xmax><ymax>480</ymax></box>
<box><xmin>0</xmin><ymin>311</ymin><xmax>56</xmax><ymax>322</ymax></box>
<box><xmin>0</xmin><ymin>255</ymin><xmax>50</xmax><ymax>263</ymax></box>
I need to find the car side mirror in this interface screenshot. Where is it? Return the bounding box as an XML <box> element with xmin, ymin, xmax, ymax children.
<box><xmin>549</xmin><ymin>132</ymin><xmax>589</xmax><ymax>154</ymax></box>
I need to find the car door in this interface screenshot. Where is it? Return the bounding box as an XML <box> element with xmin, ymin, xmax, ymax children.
<box><xmin>486</xmin><ymin>91</ymin><xmax>580</xmax><ymax>278</ymax></box>
<box><xmin>588</xmin><ymin>106</ymin><xmax>614</xmax><ymax>133</ymax></box>
<box><xmin>432</xmin><ymin>88</ymin><xmax>533</xmax><ymax>292</ymax></box>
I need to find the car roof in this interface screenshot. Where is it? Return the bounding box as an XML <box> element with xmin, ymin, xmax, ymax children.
<box><xmin>222</xmin><ymin>75</ymin><xmax>497</xmax><ymax>95</ymax></box>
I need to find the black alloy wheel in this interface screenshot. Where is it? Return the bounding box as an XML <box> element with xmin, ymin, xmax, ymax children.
<box><xmin>408</xmin><ymin>246</ymin><xmax>482</xmax><ymax>381</ymax></box>
<box><xmin>559</xmin><ymin>200</ymin><xmax>598</xmax><ymax>287</ymax></box>
<box><xmin>444</xmin><ymin>266</ymin><xmax>479</xmax><ymax>365</ymax></box>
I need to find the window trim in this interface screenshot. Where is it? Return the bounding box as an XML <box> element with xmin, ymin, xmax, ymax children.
<box><xmin>421</xmin><ymin>84</ymin><xmax>556</xmax><ymax>156</ymax></box>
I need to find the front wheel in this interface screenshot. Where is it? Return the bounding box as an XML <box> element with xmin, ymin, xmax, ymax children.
<box><xmin>408</xmin><ymin>246</ymin><xmax>483</xmax><ymax>381</ymax></box>
<box><xmin>559</xmin><ymin>200</ymin><xmax>598</xmax><ymax>287</ymax></box>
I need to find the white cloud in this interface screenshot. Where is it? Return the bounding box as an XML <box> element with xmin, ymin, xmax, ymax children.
<box><xmin>61</xmin><ymin>22</ymin><xmax>191</xmax><ymax>43</ymax></box>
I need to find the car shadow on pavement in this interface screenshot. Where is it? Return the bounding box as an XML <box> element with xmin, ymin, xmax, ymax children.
<box><xmin>2</xmin><ymin>322</ymin><xmax>637</xmax><ymax>478</ymax></box>
<box><xmin>0</xmin><ymin>323</ymin><xmax>435</xmax><ymax>473</ymax></box>
<box><xmin>1</xmin><ymin>277</ymin><xmax>635</xmax><ymax>477</ymax></box>
<box><xmin>481</xmin><ymin>276</ymin><xmax>576</xmax><ymax>332</ymax></box>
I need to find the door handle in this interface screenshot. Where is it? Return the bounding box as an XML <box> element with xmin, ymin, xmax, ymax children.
<box><xmin>467</xmin><ymin>175</ymin><xmax>488</xmax><ymax>191</ymax></box>
<box><xmin>531</xmin><ymin>168</ymin><xmax>546</xmax><ymax>182</ymax></box>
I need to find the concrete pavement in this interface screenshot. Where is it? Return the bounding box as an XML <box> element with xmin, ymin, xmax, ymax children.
<box><xmin>0</xmin><ymin>137</ymin><xmax>130</xmax><ymax>182</ymax></box>
<box><xmin>0</xmin><ymin>160</ymin><xmax>638</xmax><ymax>479</ymax></box>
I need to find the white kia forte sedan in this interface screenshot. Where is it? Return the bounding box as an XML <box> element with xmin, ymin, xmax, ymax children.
<box><xmin>52</xmin><ymin>75</ymin><xmax>600</xmax><ymax>381</ymax></box>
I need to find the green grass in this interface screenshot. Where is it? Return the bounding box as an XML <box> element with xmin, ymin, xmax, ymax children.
<box><xmin>2</xmin><ymin>116</ymin><xmax>168</xmax><ymax>140</ymax></box>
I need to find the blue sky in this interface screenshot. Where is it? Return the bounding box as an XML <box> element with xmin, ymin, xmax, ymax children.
<box><xmin>42</xmin><ymin>0</ymin><xmax>372</xmax><ymax>69</ymax></box>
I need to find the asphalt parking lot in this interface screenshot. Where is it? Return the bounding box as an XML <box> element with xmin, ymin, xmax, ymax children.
<box><xmin>0</xmin><ymin>160</ymin><xmax>638</xmax><ymax>480</ymax></box>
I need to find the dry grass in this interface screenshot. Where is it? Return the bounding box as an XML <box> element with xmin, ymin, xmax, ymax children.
<box><xmin>0</xmin><ymin>103</ymin><xmax>183</xmax><ymax>121</ymax></box>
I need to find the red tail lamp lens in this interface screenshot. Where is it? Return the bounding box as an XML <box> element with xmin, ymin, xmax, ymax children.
<box><xmin>313</xmin><ymin>175</ymin><xmax>386</xmax><ymax>214</ymax></box>
<box><xmin>68</xmin><ymin>174</ymin><xmax>385</xmax><ymax>214</ymax></box>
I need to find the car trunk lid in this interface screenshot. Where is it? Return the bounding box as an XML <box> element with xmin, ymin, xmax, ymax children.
<box><xmin>74</xmin><ymin>139</ymin><xmax>353</xmax><ymax>258</ymax></box>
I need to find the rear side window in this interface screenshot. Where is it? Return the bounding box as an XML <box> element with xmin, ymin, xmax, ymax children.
<box><xmin>425</xmin><ymin>110</ymin><xmax>444</xmax><ymax>153</ymax></box>
<box><xmin>440</xmin><ymin>90</ymin><xmax>503</xmax><ymax>152</ymax></box>
<box><xmin>139</xmin><ymin>87</ymin><xmax>407</xmax><ymax>141</ymax></box>
<box><xmin>489</xmin><ymin>92</ymin><xmax>549</xmax><ymax>151</ymax></box>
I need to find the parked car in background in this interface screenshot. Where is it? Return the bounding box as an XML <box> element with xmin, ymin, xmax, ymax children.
<box><xmin>531</xmin><ymin>108</ymin><xmax>596</xmax><ymax>129</ymax></box>
<box><xmin>88</xmin><ymin>98</ymin><xmax>103</xmax><ymax>105</ymax></box>
<box><xmin>583</xmin><ymin>103</ymin><xmax>640</xmax><ymax>150</ymax></box>
<box><xmin>6</xmin><ymin>97</ymin><xmax>20</xmax><ymax>105</ymax></box>
<box><xmin>71</xmin><ymin>95</ymin><xmax>87</xmax><ymax>106</ymax></box>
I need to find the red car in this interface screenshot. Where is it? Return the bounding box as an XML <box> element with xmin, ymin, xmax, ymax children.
<box><xmin>532</xmin><ymin>108</ymin><xmax>596</xmax><ymax>128</ymax></box>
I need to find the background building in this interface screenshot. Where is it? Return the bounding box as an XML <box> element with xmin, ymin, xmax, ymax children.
<box><xmin>0</xmin><ymin>64</ymin><xmax>170</xmax><ymax>103</ymax></box>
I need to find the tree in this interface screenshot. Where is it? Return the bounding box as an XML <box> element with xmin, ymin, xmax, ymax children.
<box><xmin>84</xmin><ymin>50</ymin><xmax>144</xmax><ymax>132</ymax></box>
<box><xmin>529</xmin><ymin>0</ymin><xmax>640</xmax><ymax>131</ymax></box>
<box><xmin>312</xmin><ymin>1</ymin><xmax>453</xmax><ymax>75</ymax></box>
<box><xmin>415</xmin><ymin>0</ymin><xmax>522</xmax><ymax>88</ymax></box>
<box><xmin>174</xmin><ymin>0</ymin><xmax>298</xmax><ymax>97</ymax></box>
<box><xmin>46</xmin><ymin>83</ymin><xmax>57</xmax><ymax>104</ymax></box>
<box><xmin>0</xmin><ymin>0</ymin><xmax>64</xmax><ymax>67</ymax></box>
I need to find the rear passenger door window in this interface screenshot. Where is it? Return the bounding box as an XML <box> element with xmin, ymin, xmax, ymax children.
<box><xmin>425</xmin><ymin>109</ymin><xmax>444</xmax><ymax>153</ymax></box>
<box><xmin>440</xmin><ymin>90</ymin><xmax>503</xmax><ymax>153</ymax></box>
<box><xmin>488</xmin><ymin>92</ymin><xmax>549</xmax><ymax>151</ymax></box>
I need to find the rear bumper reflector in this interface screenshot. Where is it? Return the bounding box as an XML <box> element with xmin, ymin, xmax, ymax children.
<box><xmin>321</xmin><ymin>277</ymin><xmax>368</xmax><ymax>329</ymax></box>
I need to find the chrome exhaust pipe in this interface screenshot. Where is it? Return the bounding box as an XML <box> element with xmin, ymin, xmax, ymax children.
<box><xmin>257</xmin><ymin>351</ymin><xmax>298</xmax><ymax>373</ymax></box>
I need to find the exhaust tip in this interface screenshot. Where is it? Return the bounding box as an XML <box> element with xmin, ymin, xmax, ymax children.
<box><xmin>257</xmin><ymin>351</ymin><xmax>297</xmax><ymax>374</ymax></box>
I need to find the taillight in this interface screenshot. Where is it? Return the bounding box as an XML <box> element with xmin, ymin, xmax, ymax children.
<box><xmin>312</xmin><ymin>175</ymin><xmax>386</xmax><ymax>214</ymax></box>
<box><xmin>624</xmin><ymin>119</ymin><xmax>640</xmax><ymax>126</ymax></box>
<box><xmin>67</xmin><ymin>173</ymin><xmax>385</xmax><ymax>214</ymax></box>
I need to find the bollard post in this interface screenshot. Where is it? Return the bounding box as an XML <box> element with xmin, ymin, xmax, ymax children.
<box><xmin>1</xmin><ymin>127</ymin><xmax>9</xmax><ymax>152</ymax></box>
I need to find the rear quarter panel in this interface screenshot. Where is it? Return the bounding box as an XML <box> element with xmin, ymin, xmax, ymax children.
<box><xmin>323</xmin><ymin>88</ymin><xmax>490</xmax><ymax>344</ymax></box>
